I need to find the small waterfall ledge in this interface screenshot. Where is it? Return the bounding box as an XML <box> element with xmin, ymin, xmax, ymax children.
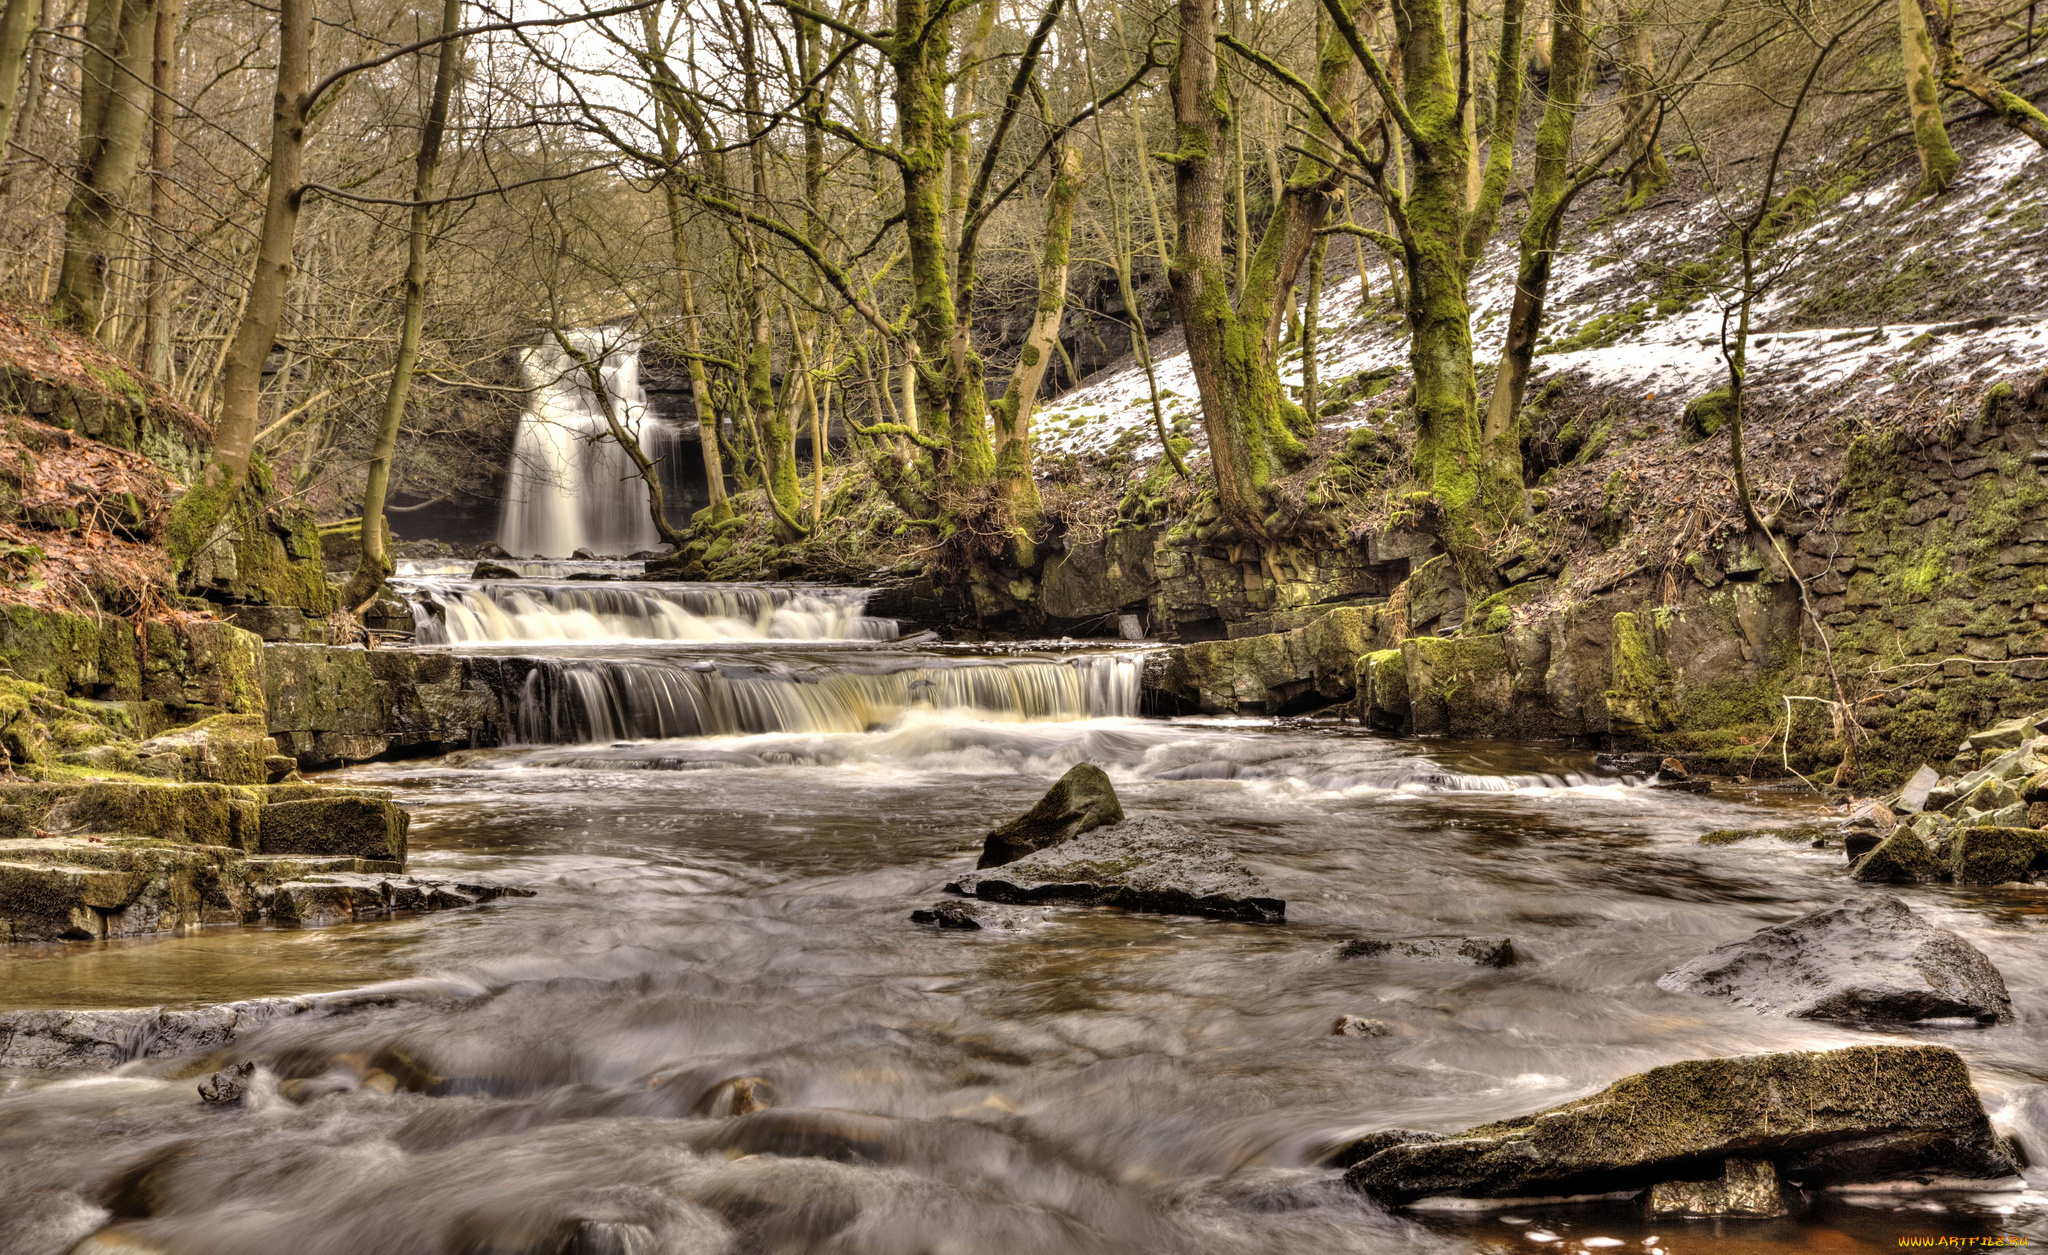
<box><xmin>396</xmin><ymin>579</ymin><xmax>898</xmax><ymax>645</ymax></box>
<box><xmin>497</xmin><ymin>330</ymin><xmax>680</xmax><ymax>559</ymax></box>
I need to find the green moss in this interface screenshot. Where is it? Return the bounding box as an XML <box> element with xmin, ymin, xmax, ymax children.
<box><xmin>84</xmin><ymin>360</ymin><xmax>146</xmax><ymax>405</ymax></box>
<box><xmin>1882</xmin><ymin>521</ymin><xmax>1954</xmax><ymax>599</ymax></box>
<box><xmin>1681</xmin><ymin>389</ymin><xmax>1735</xmax><ymax>442</ymax></box>
<box><xmin>1964</xmin><ymin>471</ymin><xmax>2048</xmax><ymax>570</ymax></box>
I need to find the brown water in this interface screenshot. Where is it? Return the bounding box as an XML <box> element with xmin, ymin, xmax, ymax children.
<box><xmin>2</xmin><ymin>614</ymin><xmax>2046</xmax><ymax>1254</ymax></box>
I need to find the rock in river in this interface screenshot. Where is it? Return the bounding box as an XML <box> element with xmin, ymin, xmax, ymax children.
<box><xmin>1658</xmin><ymin>894</ymin><xmax>2012</xmax><ymax>1024</ymax></box>
<box><xmin>977</xmin><ymin>762</ymin><xmax>1123</xmax><ymax>868</ymax></box>
<box><xmin>1346</xmin><ymin>1044</ymin><xmax>2016</xmax><ymax>1205</ymax></box>
<box><xmin>1337</xmin><ymin>936</ymin><xmax>1515</xmax><ymax>967</ymax></box>
<box><xmin>948</xmin><ymin>816</ymin><xmax>1283</xmax><ymax>923</ymax></box>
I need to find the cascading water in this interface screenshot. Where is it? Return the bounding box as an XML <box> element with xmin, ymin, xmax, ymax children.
<box><xmin>15</xmin><ymin>566</ymin><xmax>2043</xmax><ymax>1255</ymax></box>
<box><xmin>398</xmin><ymin>578</ymin><xmax>898</xmax><ymax>645</ymax></box>
<box><xmin>496</xmin><ymin>330</ymin><xmax>679</xmax><ymax>559</ymax></box>
<box><xmin>504</xmin><ymin>652</ymin><xmax>1142</xmax><ymax>744</ymax></box>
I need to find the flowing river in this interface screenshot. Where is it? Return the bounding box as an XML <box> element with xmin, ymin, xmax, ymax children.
<box><xmin>3</xmin><ymin>570</ymin><xmax>2046</xmax><ymax>1255</ymax></box>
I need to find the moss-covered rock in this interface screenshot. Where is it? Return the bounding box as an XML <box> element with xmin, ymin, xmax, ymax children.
<box><xmin>979</xmin><ymin>763</ymin><xmax>1124</xmax><ymax>868</ymax></box>
<box><xmin>1605</xmin><ymin>611</ymin><xmax>1676</xmax><ymax>734</ymax></box>
<box><xmin>1346</xmin><ymin>1045</ymin><xmax>2014</xmax><ymax>1204</ymax></box>
<box><xmin>1357</xmin><ymin>648</ymin><xmax>1409</xmax><ymax>731</ymax></box>
<box><xmin>1165</xmin><ymin>606</ymin><xmax>1389</xmax><ymax>714</ymax></box>
<box><xmin>1403</xmin><ymin>634</ymin><xmax>1514</xmax><ymax>737</ymax></box>
<box><xmin>128</xmin><ymin>713</ymin><xmax>278</xmax><ymax>785</ymax></box>
<box><xmin>255</xmin><ymin>795</ymin><xmax>408</xmax><ymax>861</ymax></box>
<box><xmin>174</xmin><ymin>480</ymin><xmax>335</xmax><ymax>615</ymax></box>
<box><xmin>1947</xmin><ymin>826</ymin><xmax>2048</xmax><ymax>884</ymax></box>
<box><xmin>1851</xmin><ymin>829</ymin><xmax>1945</xmax><ymax>883</ymax></box>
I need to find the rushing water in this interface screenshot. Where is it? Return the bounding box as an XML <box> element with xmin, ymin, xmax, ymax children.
<box><xmin>5</xmin><ymin>573</ymin><xmax>2048</xmax><ymax>1255</ymax></box>
<box><xmin>496</xmin><ymin>331</ymin><xmax>680</xmax><ymax>559</ymax></box>
<box><xmin>397</xmin><ymin>578</ymin><xmax>899</xmax><ymax>646</ymax></box>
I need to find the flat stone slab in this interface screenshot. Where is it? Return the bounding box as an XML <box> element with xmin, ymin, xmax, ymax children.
<box><xmin>1659</xmin><ymin>894</ymin><xmax>2011</xmax><ymax>1024</ymax></box>
<box><xmin>1345</xmin><ymin>1044</ymin><xmax>2016</xmax><ymax>1205</ymax></box>
<box><xmin>947</xmin><ymin>816</ymin><xmax>1283</xmax><ymax>923</ymax></box>
<box><xmin>0</xmin><ymin>989</ymin><xmax>408</xmax><ymax>1070</ymax></box>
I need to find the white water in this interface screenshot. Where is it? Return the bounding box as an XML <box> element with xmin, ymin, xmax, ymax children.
<box><xmin>399</xmin><ymin>579</ymin><xmax>897</xmax><ymax>645</ymax></box>
<box><xmin>496</xmin><ymin>330</ymin><xmax>679</xmax><ymax>559</ymax></box>
<box><xmin>505</xmin><ymin>652</ymin><xmax>1143</xmax><ymax>743</ymax></box>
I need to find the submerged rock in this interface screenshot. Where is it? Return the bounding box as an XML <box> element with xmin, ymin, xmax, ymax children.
<box><xmin>908</xmin><ymin>902</ymin><xmax>982</xmax><ymax>930</ymax></box>
<box><xmin>1646</xmin><ymin>1157</ymin><xmax>1791</xmax><ymax>1218</ymax></box>
<box><xmin>1659</xmin><ymin>895</ymin><xmax>2011</xmax><ymax>1024</ymax></box>
<box><xmin>977</xmin><ymin>763</ymin><xmax>1123</xmax><ymax>868</ymax></box>
<box><xmin>197</xmin><ymin>1061</ymin><xmax>256</xmax><ymax>1105</ymax></box>
<box><xmin>948</xmin><ymin>816</ymin><xmax>1283</xmax><ymax>923</ymax></box>
<box><xmin>1337</xmin><ymin>936</ymin><xmax>1515</xmax><ymax>967</ymax></box>
<box><xmin>1345</xmin><ymin>1044</ymin><xmax>2016</xmax><ymax>1205</ymax></box>
<box><xmin>1331</xmin><ymin>1015</ymin><xmax>1391</xmax><ymax>1037</ymax></box>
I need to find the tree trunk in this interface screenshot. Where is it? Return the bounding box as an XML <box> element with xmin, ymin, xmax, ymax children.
<box><xmin>1302</xmin><ymin>231</ymin><xmax>1327</xmax><ymax>418</ymax></box>
<box><xmin>52</xmin><ymin>0</ymin><xmax>157</xmax><ymax>335</ymax></box>
<box><xmin>1480</xmin><ymin>0</ymin><xmax>1587</xmax><ymax>507</ymax></box>
<box><xmin>1170</xmin><ymin>0</ymin><xmax>1359</xmax><ymax>528</ymax></box>
<box><xmin>342</xmin><ymin>0</ymin><xmax>462</xmax><ymax>613</ymax></box>
<box><xmin>554</xmin><ymin>328</ymin><xmax>688</xmax><ymax>551</ymax></box>
<box><xmin>992</xmin><ymin>140</ymin><xmax>1082</xmax><ymax>539</ymax></box>
<box><xmin>1617</xmin><ymin>0</ymin><xmax>1668</xmax><ymax>204</ymax></box>
<box><xmin>140</xmin><ymin>0</ymin><xmax>179</xmax><ymax>379</ymax></box>
<box><xmin>1920</xmin><ymin>0</ymin><xmax>2048</xmax><ymax>151</ymax></box>
<box><xmin>893</xmin><ymin>0</ymin><xmax>988</xmax><ymax>488</ymax></box>
<box><xmin>1368</xmin><ymin>0</ymin><xmax>1526</xmax><ymax>594</ymax></box>
<box><xmin>0</xmin><ymin>0</ymin><xmax>36</xmax><ymax>167</ymax></box>
<box><xmin>1898</xmin><ymin>0</ymin><xmax>1959</xmax><ymax>198</ymax></box>
<box><xmin>665</xmin><ymin>181</ymin><xmax>729</xmax><ymax>521</ymax></box>
<box><xmin>204</xmin><ymin>0</ymin><xmax>310</xmax><ymax>485</ymax></box>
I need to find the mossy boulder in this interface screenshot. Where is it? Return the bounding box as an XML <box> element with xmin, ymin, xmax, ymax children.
<box><xmin>1947</xmin><ymin>826</ymin><xmax>2048</xmax><ymax>884</ymax></box>
<box><xmin>173</xmin><ymin>480</ymin><xmax>335</xmax><ymax>615</ymax></box>
<box><xmin>1346</xmin><ymin>1045</ymin><xmax>2015</xmax><ymax>1204</ymax></box>
<box><xmin>1681</xmin><ymin>388</ymin><xmax>1736</xmax><ymax>442</ymax></box>
<box><xmin>1850</xmin><ymin>829</ymin><xmax>1944</xmax><ymax>883</ymax></box>
<box><xmin>1403</xmin><ymin>634</ymin><xmax>1514</xmax><ymax>737</ymax></box>
<box><xmin>255</xmin><ymin>795</ymin><xmax>408</xmax><ymax>861</ymax></box>
<box><xmin>128</xmin><ymin>713</ymin><xmax>277</xmax><ymax>785</ymax></box>
<box><xmin>979</xmin><ymin>763</ymin><xmax>1124</xmax><ymax>868</ymax></box>
<box><xmin>1357</xmin><ymin>648</ymin><xmax>1409</xmax><ymax>731</ymax></box>
<box><xmin>1166</xmin><ymin>606</ymin><xmax>1388</xmax><ymax>714</ymax></box>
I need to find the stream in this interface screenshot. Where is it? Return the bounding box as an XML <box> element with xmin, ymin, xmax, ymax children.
<box><xmin>3</xmin><ymin>569</ymin><xmax>2047</xmax><ymax>1255</ymax></box>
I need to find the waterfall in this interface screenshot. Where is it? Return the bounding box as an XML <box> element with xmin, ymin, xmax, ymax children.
<box><xmin>497</xmin><ymin>330</ymin><xmax>679</xmax><ymax>559</ymax></box>
<box><xmin>398</xmin><ymin>579</ymin><xmax>898</xmax><ymax>645</ymax></box>
<box><xmin>495</xmin><ymin>654</ymin><xmax>1142</xmax><ymax>744</ymax></box>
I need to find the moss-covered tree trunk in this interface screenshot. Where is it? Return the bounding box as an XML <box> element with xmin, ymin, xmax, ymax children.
<box><xmin>1381</xmin><ymin>0</ymin><xmax>1525</xmax><ymax>593</ymax></box>
<box><xmin>992</xmin><ymin>141</ymin><xmax>1082</xmax><ymax>545</ymax></box>
<box><xmin>1169</xmin><ymin>0</ymin><xmax>1359</xmax><ymax>529</ymax></box>
<box><xmin>1898</xmin><ymin>0</ymin><xmax>1959</xmax><ymax>198</ymax></box>
<box><xmin>1918</xmin><ymin>0</ymin><xmax>2048</xmax><ymax>151</ymax></box>
<box><xmin>342</xmin><ymin>0</ymin><xmax>462</xmax><ymax>613</ymax></box>
<box><xmin>894</xmin><ymin>0</ymin><xmax>990</xmax><ymax>491</ymax></box>
<box><xmin>1480</xmin><ymin>0</ymin><xmax>1587</xmax><ymax>507</ymax></box>
<box><xmin>52</xmin><ymin>0</ymin><xmax>156</xmax><ymax>335</ymax></box>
